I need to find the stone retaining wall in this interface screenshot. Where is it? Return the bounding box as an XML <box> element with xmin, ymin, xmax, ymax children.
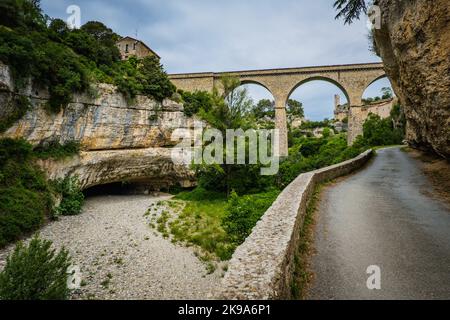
<box><xmin>219</xmin><ymin>149</ymin><xmax>373</xmax><ymax>299</ymax></box>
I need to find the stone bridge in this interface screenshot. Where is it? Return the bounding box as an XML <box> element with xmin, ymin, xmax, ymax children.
<box><xmin>169</xmin><ymin>62</ymin><xmax>386</xmax><ymax>156</ymax></box>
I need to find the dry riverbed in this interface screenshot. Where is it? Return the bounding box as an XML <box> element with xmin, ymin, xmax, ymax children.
<box><xmin>0</xmin><ymin>194</ymin><xmax>221</xmax><ymax>300</ymax></box>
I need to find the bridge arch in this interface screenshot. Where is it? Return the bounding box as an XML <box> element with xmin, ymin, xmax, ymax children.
<box><xmin>239</xmin><ymin>79</ymin><xmax>274</xmax><ymax>97</ymax></box>
<box><xmin>364</xmin><ymin>73</ymin><xmax>389</xmax><ymax>91</ymax></box>
<box><xmin>286</xmin><ymin>76</ymin><xmax>350</xmax><ymax>107</ymax></box>
<box><xmin>362</xmin><ymin>74</ymin><xmax>393</xmax><ymax>102</ymax></box>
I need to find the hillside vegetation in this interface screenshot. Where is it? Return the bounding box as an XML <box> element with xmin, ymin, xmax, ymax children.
<box><xmin>0</xmin><ymin>0</ymin><xmax>175</xmax><ymax>116</ymax></box>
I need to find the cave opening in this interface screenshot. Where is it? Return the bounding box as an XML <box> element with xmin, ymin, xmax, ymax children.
<box><xmin>82</xmin><ymin>181</ymin><xmax>185</xmax><ymax>197</ymax></box>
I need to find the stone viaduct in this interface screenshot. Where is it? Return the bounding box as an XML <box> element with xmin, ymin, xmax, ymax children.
<box><xmin>169</xmin><ymin>62</ymin><xmax>386</xmax><ymax>156</ymax></box>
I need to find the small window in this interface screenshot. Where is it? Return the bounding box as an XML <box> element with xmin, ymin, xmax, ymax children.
<box><xmin>133</xmin><ymin>42</ymin><xmax>137</xmax><ymax>50</ymax></box>
<box><xmin>125</xmin><ymin>44</ymin><xmax>129</xmax><ymax>53</ymax></box>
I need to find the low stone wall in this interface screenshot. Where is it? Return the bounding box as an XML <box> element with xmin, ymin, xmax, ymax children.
<box><xmin>219</xmin><ymin>149</ymin><xmax>373</xmax><ymax>300</ymax></box>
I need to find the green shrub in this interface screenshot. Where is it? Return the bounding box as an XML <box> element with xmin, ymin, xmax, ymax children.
<box><xmin>175</xmin><ymin>186</ymin><xmax>225</xmax><ymax>201</ymax></box>
<box><xmin>52</xmin><ymin>176</ymin><xmax>84</xmax><ymax>216</ymax></box>
<box><xmin>180</xmin><ymin>90</ymin><xmax>214</xmax><ymax>117</ymax></box>
<box><xmin>0</xmin><ymin>138</ymin><xmax>53</xmax><ymax>247</ymax></box>
<box><xmin>222</xmin><ymin>190</ymin><xmax>279</xmax><ymax>245</ymax></box>
<box><xmin>0</xmin><ymin>1</ymin><xmax>175</xmax><ymax>118</ymax></box>
<box><xmin>0</xmin><ymin>187</ymin><xmax>46</xmax><ymax>247</ymax></box>
<box><xmin>0</xmin><ymin>235</ymin><xmax>71</xmax><ymax>300</ymax></box>
<box><xmin>0</xmin><ymin>95</ymin><xmax>30</xmax><ymax>133</ymax></box>
<box><xmin>362</xmin><ymin>113</ymin><xmax>404</xmax><ymax>146</ymax></box>
<box><xmin>33</xmin><ymin>140</ymin><xmax>80</xmax><ymax>160</ymax></box>
<box><xmin>139</xmin><ymin>56</ymin><xmax>176</xmax><ymax>102</ymax></box>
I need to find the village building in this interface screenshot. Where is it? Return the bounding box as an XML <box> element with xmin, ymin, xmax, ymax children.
<box><xmin>116</xmin><ymin>36</ymin><xmax>160</xmax><ymax>60</ymax></box>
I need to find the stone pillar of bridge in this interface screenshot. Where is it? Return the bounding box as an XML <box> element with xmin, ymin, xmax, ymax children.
<box><xmin>346</xmin><ymin>88</ymin><xmax>365</xmax><ymax>145</ymax></box>
<box><xmin>274</xmin><ymin>95</ymin><xmax>289</xmax><ymax>157</ymax></box>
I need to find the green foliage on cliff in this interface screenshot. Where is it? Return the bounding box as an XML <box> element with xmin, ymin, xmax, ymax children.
<box><xmin>0</xmin><ymin>138</ymin><xmax>53</xmax><ymax>248</ymax></box>
<box><xmin>33</xmin><ymin>141</ymin><xmax>80</xmax><ymax>160</ymax></box>
<box><xmin>0</xmin><ymin>137</ymin><xmax>86</xmax><ymax>247</ymax></box>
<box><xmin>179</xmin><ymin>90</ymin><xmax>214</xmax><ymax>117</ymax></box>
<box><xmin>0</xmin><ymin>235</ymin><xmax>72</xmax><ymax>300</ymax></box>
<box><xmin>0</xmin><ymin>95</ymin><xmax>29</xmax><ymax>133</ymax></box>
<box><xmin>0</xmin><ymin>0</ymin><xmax>174</xmax><ymax>116</ymax></box>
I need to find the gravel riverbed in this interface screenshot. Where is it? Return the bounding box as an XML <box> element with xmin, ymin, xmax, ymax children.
<box><xmin>0</xmin><ymin>194</ymin><xmax>221</xmax><ymax>300</ymax></box>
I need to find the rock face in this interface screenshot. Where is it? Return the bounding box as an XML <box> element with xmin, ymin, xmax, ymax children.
<box><xmin>0</xmin><ymin>63</ymin><xmax>196</xmax><ymax>190</ymax></box>
<box><xmin>374</xmin><ymin>0</ymin><xmax>450</xmax><ymax>158</ymax></box>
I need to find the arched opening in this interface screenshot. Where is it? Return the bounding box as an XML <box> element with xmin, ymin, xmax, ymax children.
<box><xmin>287</xmin><ymin>77</ymin><xmax>349</xmax><ymax>123</ymax></box>
<box><xmin>226</xmin><ymin>81</ymin><xmax>276</xmax><ymax>123</ymax></box>
<box><xmin>362</xmin><ymin>75</ymin><xmax>395</xmax><ymax>105</ymax></box>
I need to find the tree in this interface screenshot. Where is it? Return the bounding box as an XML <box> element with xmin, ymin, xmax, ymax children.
<box><xmin>286</xmin><ymin>99</ymin><xmax>304</xmax><ymax>118</ymax></box>
<box><xmin>381</xmin><ymin>87</ymin><xmax>393</xmax><ymax>100</ymax></box>
<box><xmin>333</xmin><ymin>0</ymin><xmax>367</xmax><ymax>24</ymax></box>
<box><xmin>0</xmin><ymin>0</ymin><xmax>46</xmax><ymax>31</ymax></box>
<box><xmin>197</xmin><ymin>75</ymin><xmax>271</xmax><ymax>196</ymax></box>
<box><xmin>254</xmin><ymin>99</ymin><xmax>274</xmax><ymax>119</ymax></box>
<box><xmin>139</xmin><ymin>56</ymin><xmax>176</xmax><ymax>102</ymax></box>
<box><xmin>80</xmin><ymin>21</ymin><xmax>121</xmax><ymax>65</ymax></box>
<box><xmin>48</xmin><ymin>18</ymin><xmax>70</xmax><ymax>42</ymax></box>
<box><xmin>180</xmin><ymin>90</ymin><xmax>214</xmax><ymax>117</ymax></box>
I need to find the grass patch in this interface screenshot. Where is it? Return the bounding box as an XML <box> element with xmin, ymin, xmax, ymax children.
<box><xmin>290</xmin><ymin>183</ymin><xmax>324</xmax><ymax>299</ymax></box>
<box><xmin>169</xmin><ymin>197</ymin><xmax>231</xmax><ymax>261</ymax></box>
<box><xmin>151</xmin><ymin>187</ymin><xmax>280</xmax><ymax>262</ymax></box>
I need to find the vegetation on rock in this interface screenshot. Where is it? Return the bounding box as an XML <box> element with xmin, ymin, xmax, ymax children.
<box><xmin>0</xmin><ymin>0</ymin><xmax>174</xmax><ymax>119</ymax></box>
<box><xmin>0</xmin><ymin>138</ymin><xmax>53</xmax><ymax>247</ymax></box>
<box><xmin>33</xmin><ymin>141</ymin><xmax>80</xmax><ymax>160</ymax></box>
<box><xmin>0</xmin><ymin>137</ymin><xmax>84</xmax><ymax>247</ymax></box>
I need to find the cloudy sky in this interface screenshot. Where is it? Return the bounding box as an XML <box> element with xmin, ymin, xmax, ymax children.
<box><xmin>41</xmin><ymin>0</ymin><xmax>391</xmax><ymax>120</ymax></box>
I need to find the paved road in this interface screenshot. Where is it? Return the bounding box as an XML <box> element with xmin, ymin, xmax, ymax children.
<box><xmin>308</xmin><ymin>147</ymin><xmax>450</xmax><ymax>300</ymax></box>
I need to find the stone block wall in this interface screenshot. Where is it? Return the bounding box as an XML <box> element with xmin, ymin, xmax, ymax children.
<box><xmin>218</xmin><ymin>149</ymin><xmax>373</xmax><ymax>299</ymax></box>
<box><xmin>348</xmin><ymin>99</ymin><xmax>395</xmax><ymax>144</ymax></box>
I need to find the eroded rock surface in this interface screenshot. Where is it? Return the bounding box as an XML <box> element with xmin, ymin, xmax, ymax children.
<box><xmin>374</xmin><ymin>0</ymin><xmax>450</xmax><ymax>158</ymax></box>
<box><xmin>0</xmin><ymin>63</ymin><xmax>196</xmax><ymax>189</ymax></box>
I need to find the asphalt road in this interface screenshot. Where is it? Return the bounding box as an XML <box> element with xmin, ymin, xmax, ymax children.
<box><xmin>308</xmin><ymin>147</ymin><xmax>450</xmax><ymax>300</ymax></box>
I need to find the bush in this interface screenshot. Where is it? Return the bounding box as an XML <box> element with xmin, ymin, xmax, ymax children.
<box><xmin>0</xmin><ymin>95</ymin><xmax>30</xmax><ymax>133</ymax></box>
<box><xmin>175</xmin><ymin>186</ymin><xmax>225</xmax><ymax>201</ymax></box>
<box><xmin>362</xmin><ymin>113</ymin><xmax>404</xmax><ymax>146</ymax></box>
<box><xmin>0</xmin><ymin>1</ymin><xmax>175</xmax><ymax>119</ymax></box>
<box><xmin>180</xmin><ymin>90</ymin><xmax>214</xmax><ymax>117</ymax></box>
<box><xmin>0</xmin><ymin>235</ymin><xmax>71</xmax><ymax>300</ymax></box>
<box><xmin>0</xmin><ymin>138</ymin><xmax>53</xmax><ymax>247</ymax></box>
<box><xmin>33</xmin><ymin>140</ymin><xmax>80</xmax><ymax>160</ymax></box>
<box><xmin>222</xmin><ymin>190</ymin><xmax>279</xmax><ymax>245</ymax></box>
<box><xmin>52</xmin><ymin>176</ymin><xmax>84</xmax><ymax>216</ymax></box>
<box><xmin>139</xmin><ymin>56</ymin><xmax>176</xmax><ymax>102</ymax></box>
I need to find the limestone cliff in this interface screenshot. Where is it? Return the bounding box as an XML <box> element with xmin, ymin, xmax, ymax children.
<box><xmin>0</xmin><ymin>63</ymin><xmax>196</xmax><ymax>190</ymax></box>
<box><xmin>374</xmin><ymin>0</ymin><xmax>450</xmax><ymax>158</ymax></box>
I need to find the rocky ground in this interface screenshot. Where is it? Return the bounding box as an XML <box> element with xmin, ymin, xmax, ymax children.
<box><xmin>0</xmin><ymin>194</ymin><xmax>221</xmax><ymax>300</ymax></box>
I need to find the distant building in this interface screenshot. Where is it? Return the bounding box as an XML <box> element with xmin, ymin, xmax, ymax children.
<box><xmin>334</xmin><ymin>94</ymin><xmax>349</xmax><ymax>122</ymax></box>
<box><xmin>116</xmin><ymin>37</ymin><xmax>160</xmax><ymax>60</ymax></box>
